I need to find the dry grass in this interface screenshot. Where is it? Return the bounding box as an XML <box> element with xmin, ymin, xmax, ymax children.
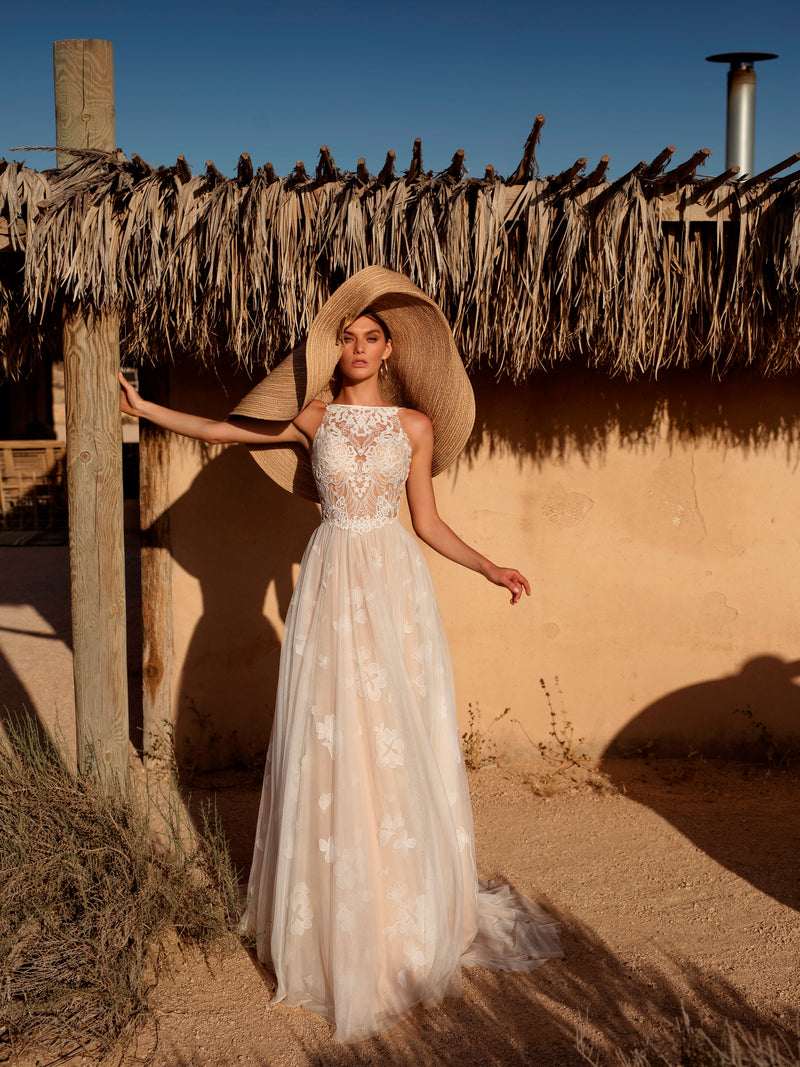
<box><xmin>0</xmin><ymin>715</ymin><xmax>239</xmax><ymax>1062</ymax></box>
<box><xmin>577</xmin><ymin>1008</ymin><xmax>800</xmax><ymax>1066</ymax></box>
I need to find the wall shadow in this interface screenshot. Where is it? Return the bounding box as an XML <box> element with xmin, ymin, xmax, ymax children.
<box><xmin>600</xmin><ymin>655</ymin><xmax>800</xmax><ymax>912</ymax></box>
<box><xmin>461</xmin><ymin>362</ymin><xmax>800</xmax><ymax>470</ymax></box>
<box><xmin>0</xmin><ymin>545</ymin><xmax>72</xmax><ymax>755</ymax></box>
<box><xmin>605</xmin><ymin>656</ymin><xmax>800</xmax><ymax>760</ymax></box>
<box><xmin>0</xmin><ymin>524</ymin><xmax>143</xmax><ymax>758</ymax></box>
<box><xmin>145</xmin><ymin>444</ymin><xmax>319</xmax><ymax>781</ymax></box>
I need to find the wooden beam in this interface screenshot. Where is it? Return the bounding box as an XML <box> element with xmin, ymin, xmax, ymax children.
<box><xmin>443</xmin><ymin>149</ymin><xmax>466</xmax><ymax>180</ymax></box>
<box><xmin>374</xmin><ymin>150</ymin><xmax>396</xmax><ymax>187</ymax></box>
<box><xmin>236</xmin><ymin>152</ymin><xmax>254</xmax><ymax>186</ymax></box>
<box><xmin>506</xmin><ymin>115</ymin><xmax>546</xmax><ymax>185</ymax></box>
<box><xmin>405</xmin><ymin>138</ymin><xmax>423</xmax><ymax>184</ymax></box>
<box><xmin>586</xmin><ymin>160</ymin><xmax>647</xmax><ymax>212</ymax></box>
<box><xmin>642</xmin><ymin>146</ymin><xmax>676</xmax><ymax>180</ymax></box>
<box><xmin>175</xmin><ymin>155</ymin><xmax>192</xmax><ymax>183</ymax></box>
<box><xmin>689</xmin><ymin>166</ymin><xmax>740</xmax><ymax>201</ymax></box>
<box><xmin>769</xmin><ymin>167</ymin><xmax>800</xmax><ymax>191</ymax></box>
<box><xmin>315</xmin><ymin>145</ymin><xmax>338</xmax><ymax>183</ymax></box>
<box><xmin>204</xmin><ymin>160</ymin><xmax>225</xmax><ymax>187</ymax></box>
<box><xmin>549</xmin><ymin>158</ymin><xmax>587</xmax><ymax>192</ymax></box>
<box><xmin>739</xmin><ymin>151</ymin><xmax>800</xmax><ymax>189</ymax></box>
<box><xmin>570</xmin><ymin>156</ymin><xmax>610</xmax><ymax>197</ymax></box>
<box><xmin>647</xmin><ymin>148</ymin><xmax>713</xmax><ymax>187</ymax></box>
<box><xmin>55</xmin><ymin>38</ymin><xmax>129</xmax><ymax>789</ymax></box>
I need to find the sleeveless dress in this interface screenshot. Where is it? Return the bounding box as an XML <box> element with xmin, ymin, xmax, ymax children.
<box><xmin>240</xmin><ymin>404</ymin><xmax>562</xmax><ymax>1042</ymax></box>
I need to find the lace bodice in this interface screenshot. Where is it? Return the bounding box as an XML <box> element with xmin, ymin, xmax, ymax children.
<box><xmin>312</xmin><ymin>405</ymin><xmax>411</xmax><ymax>533</ymax></box>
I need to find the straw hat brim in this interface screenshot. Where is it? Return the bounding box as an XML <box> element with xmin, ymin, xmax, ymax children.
<box><xmin>230</xmin><ymin>266</ymin><xmax>475</xmax><ymax>502</ymax></box>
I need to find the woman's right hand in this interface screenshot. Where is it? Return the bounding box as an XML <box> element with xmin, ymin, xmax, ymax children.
<box><xmin>119</xmin><ymin>371</ymin><xmax>144</xmax><ymax>418</ymax></box>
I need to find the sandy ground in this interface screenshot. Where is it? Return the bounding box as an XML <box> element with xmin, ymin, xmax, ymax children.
<box><xmin>1</xmin><ymin>544</ymin><xmax>799</xmax><ymax>1066</ymax></box>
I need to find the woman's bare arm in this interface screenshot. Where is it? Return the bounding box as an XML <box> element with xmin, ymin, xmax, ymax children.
<box><xmin>119</xmin><ymin>372</ymin><xmax>316</xmax><ymax>447</ymax></box>
<box><xmin>402</xmin><ymin>410</ymin><xmax>531</xmax><ymax>606</ymax></box>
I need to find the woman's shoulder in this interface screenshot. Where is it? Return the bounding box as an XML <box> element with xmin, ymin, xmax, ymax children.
<box><xmin>399</xmin><ymin>407</ymin><xmax>431</xmax><ymax>426</ymax></box>
<box><xmin>398</xmin><ymin>408</ymin><xmax>433</xmax><ymax>444</ymax></box>
<box><xmin>294</xmin><ymin>398</ymin><xmax>327</xmax><ymax>438</ymax></box>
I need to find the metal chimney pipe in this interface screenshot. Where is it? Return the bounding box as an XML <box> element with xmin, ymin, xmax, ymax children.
<box><xmin>706</xmin><ymin>52</ymin><xmax>777</xmax><ymax>177</ymax></box>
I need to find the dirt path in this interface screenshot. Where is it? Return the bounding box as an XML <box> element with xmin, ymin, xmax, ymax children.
<box><xmin>2</xmin><ymin>546</ymin><xmax>798</xmax><ymax>1065</ymax></box>
<box><xmin>107</xmin><ymin>759</ymin><xmax>798</xmax><ymax>1067</ymax></box>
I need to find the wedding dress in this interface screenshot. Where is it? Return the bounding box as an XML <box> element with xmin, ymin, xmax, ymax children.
<box><xmin>240</xmin><ymin>404</ymin><xmax>562</xmax><ymax>1042</ymax></box>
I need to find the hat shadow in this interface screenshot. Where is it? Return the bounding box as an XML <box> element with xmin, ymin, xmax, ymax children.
<box><xmin>599</xmin><ymin>655</ymin><xmax>800</xmax><ymax>912</ymax></box>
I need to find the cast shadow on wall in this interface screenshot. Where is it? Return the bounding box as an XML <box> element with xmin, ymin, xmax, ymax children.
<box><xmin>0</xmin><ymin>563</ymin><xmax>70</xmax><ymax>756</ymax></box>
<box><xmin>142</xmin><ymin>444</ymin><xmax>319</xmax><ymax>783</ymax></box>
<box><xmin>461</xmin><ymin>362</ymin><xmax>800</xmax><ymax>468</ymax></box>
<box><xmin>600</xmin><ymin>655</ymin><xmax>800</xmax><ymax>913</ymax></box>
<box><xmin>0</xmin><ymin>529</ymin><xmax>142</xmax><ymax>760</ymax></box>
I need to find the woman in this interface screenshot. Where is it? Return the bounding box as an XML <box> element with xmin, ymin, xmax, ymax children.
<box><xmin>120</xmin><ymin>267</ymin><xmax>562</xmax><ymax>1042</ymax></box>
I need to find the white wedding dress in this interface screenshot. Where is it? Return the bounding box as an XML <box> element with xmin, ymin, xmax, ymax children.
<box><xmin>240</xmin><ymin>404</ymin><xmax>562</xmax><ymax>1042</ymax></box>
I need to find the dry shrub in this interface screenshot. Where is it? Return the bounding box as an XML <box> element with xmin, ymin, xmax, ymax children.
<box><xmin>0</xmin><ymin>715</ymin><xmax>239</xmax><ymax>1062</ymax></box>
<box><xmin>461</xmin><ymin>702</ymin><xmax>509</xmax><ymax>770</ymax></box>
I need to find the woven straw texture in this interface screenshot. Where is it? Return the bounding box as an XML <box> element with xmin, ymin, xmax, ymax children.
<box><xmin>231</xmin><ymin>267</ymin><xmax>475</xmax><ymax>500</ymax></box>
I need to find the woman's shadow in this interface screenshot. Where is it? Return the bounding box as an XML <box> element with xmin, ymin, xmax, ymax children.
<box><xmin>144</xmin><ymin>444</ymin><xmax>319</xmax><ymax>863</ymax></box>
<box><xmin>600</xmin><ymin>655</ymin><xmax>800</xmax><ymax>912</ymax></box>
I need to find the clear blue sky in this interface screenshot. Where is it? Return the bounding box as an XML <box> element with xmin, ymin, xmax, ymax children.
<box><xmin>4</xmin><ymin>0</ymin><xmax>798</xmax><ymax>180</ymax></box>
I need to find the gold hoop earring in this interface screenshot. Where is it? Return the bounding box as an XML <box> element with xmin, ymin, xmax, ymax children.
<box><xmin>379</xmin><ymin>361</ymin><xmax>388</xmax><ymax>381</ymax></box>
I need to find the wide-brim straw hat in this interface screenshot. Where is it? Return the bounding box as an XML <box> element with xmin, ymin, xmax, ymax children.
<box><xmin>230</xmin><ymin>266</ymin><xmax>475</xmax><ymax>502</ymax></box>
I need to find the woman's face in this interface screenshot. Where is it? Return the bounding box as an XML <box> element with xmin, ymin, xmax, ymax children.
<box><xmin>338</xmin><ymin>315</ymin><xmax>392</xmax><ymax>381</ymax></box>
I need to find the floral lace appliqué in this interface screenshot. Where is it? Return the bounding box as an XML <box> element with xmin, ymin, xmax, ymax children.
<box><xmin>312</xmin><ymin>406</ymin><xmax>411</xmax><ymax>533</ymax></box>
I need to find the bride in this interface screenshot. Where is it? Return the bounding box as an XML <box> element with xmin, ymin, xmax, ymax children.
<box><xmin>119</xmin><ymin>266</ymin><xmax>562</xmax><ymax>1042</ymax></box>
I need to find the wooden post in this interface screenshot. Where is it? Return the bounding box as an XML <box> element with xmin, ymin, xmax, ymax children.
<box><xmin>55</xmin><ymin>39</ymin><xmax>129</xmax><ymax>788</ymax></box>
<box><xmin>139</xmin><ymin>365</ymin><xmax>174</xmax><ymax>764</ymax></box>
<box><xmin>53</xmin><ymin>39</ymin><xmax>115</xmax><ymax>169</ymax></box>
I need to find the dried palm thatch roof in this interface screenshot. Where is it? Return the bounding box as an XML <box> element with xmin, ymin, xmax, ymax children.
<box><xmin>2</xmin><ymin>120</ymin><xmax>800</xmax><ymax>379</ymax></box>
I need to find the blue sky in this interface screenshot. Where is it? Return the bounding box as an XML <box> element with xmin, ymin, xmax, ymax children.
<box><xmin>4</xmin><ymin>0</ymin><xmax>798</xmax><ymax>180</ymax></box>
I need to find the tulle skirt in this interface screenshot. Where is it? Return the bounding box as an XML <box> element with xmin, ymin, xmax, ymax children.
<box><xmin>240</xmin><ymin>519</ymin><xmax>562</xmax><ymax>1042</ymax></box>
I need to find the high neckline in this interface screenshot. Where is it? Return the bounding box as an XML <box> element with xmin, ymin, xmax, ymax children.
<box><xmin>327</xmin><ymin>403</ymin><xmax>399</xmax><ymax>410</ymax></box>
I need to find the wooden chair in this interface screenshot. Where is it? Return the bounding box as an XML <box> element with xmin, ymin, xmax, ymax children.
<box><xmin>0</xmin><ymin>441</ymin><xmax>67</xmax><ymax>531</ymax></box>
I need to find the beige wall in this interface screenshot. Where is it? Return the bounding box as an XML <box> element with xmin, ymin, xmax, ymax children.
<box><xmin>159</xmin><ymin>360</ymin><xmax>800</xmax><ymax>770</ymax></box>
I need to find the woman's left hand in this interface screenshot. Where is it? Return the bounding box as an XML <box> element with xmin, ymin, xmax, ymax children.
<box><xmin>487</xmin><ymin>566</ymin><xmax>531</xmax><ymax>606</ymax></box>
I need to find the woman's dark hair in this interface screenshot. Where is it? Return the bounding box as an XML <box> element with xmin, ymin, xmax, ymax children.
<box><xmin>356</xmin><ymin>308</ymin><xmax>392</xmax><ymax>340</ymax></box>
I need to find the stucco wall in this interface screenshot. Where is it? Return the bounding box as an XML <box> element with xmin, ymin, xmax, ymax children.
<box><xmin>161</xmin><ymin>359</ymin><xmax>800</xmax><ymax>770</ymax></box>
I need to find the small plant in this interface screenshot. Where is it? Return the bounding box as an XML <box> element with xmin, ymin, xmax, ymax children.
<box><xmin>734</xmin><ymin>704</ymin><xmax>774</xmax><ymax>755</ymax></box>
<box><xmin>515</xmin><ymin>679</ymin><xmax>613</xmax><ymax>795</ymax></box>
<box><xmin>530</xmin><ymin>677</ymin><xmax>591</xmax><ymax>771</ymax></box>
<box><xmin>732</xmin><ymin>706</ymin><xmax>800</xmax><ymax>767</ymax></box>
<box><xmin>461</xmin><ymin>702</ymin><xmax>510</xmax><ymax>770</ymax></box>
